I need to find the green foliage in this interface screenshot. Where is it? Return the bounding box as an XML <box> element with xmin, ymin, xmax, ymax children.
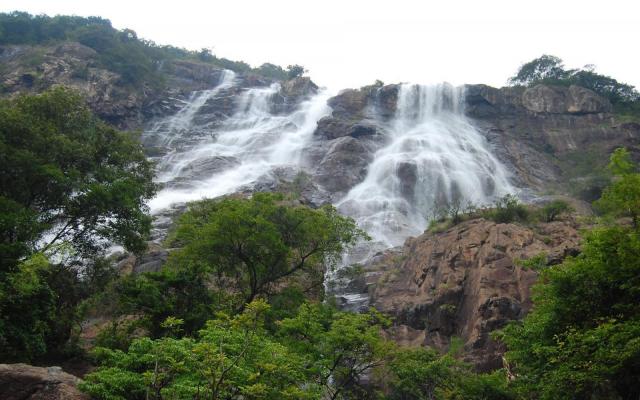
<box><xmin>501</xmin><ymin>227</ymin><xmax>640</xmax><ymax>399</ymax></box>
<box><xmin>168</xmin><ymin>193</ymin><xmax>368</xmax><ymax>312</ymax></box>
<box><xmin>386</xmin><ymin>347</ymin><xmax>514</xmax><ymax>400</ymax></box>
<box><xmin>82</xmin><ymin>300</ymin><xmax>397</xmax><ymax>400</ymax></box>
<box><xmin>0</xmin><ymin>87</ymin><xmax>154</xmax><ymax>361</ymax></box>
<box><xmin>0</xmin><ymin>87</ymin><xmax>156</xmax><ymax>270</ymax></box>
<box><xmin>111</xmin><ymin>263</ymin><xmax>218</xmax><ymax>337</ymax></box>
<box><xmin>516</xmin><ymin>252</ymin><xmax>548</xmax><ymax>271</ymax></box>
<box><xmin>595</xmin><ymin>148</ymin><xmax>640</xmax><ymax>227</ymax></box>
<box><xmin>0</xmin><ymin>254</ymin><xmax>54</xmax><ymax>360</ymax></box>
<box><xmin>287</xmin><ymin>64</ymin><xmax>306</xmax><ymax>79</ymax></box>
<box><xmin>500</xmin><ymin>153</ymin><xmax>640</xmax><ymax>399</ymax></box>
<box><xmin>278</xmin><ymin>303</ymin><xmax>394</xmax><ymax>399</ymax></box>
<box><xmin>93</xmin><ymin>194</ymin><xmax>367</xmax><ymax>338</ymax></box>
<box><xmin>509</xmin><ymin>54</ymin><xmax>639</xmax><ymax>105</ymax></box>
<box><xmin>539</xmin><ymin>200</ymin><xmax>573</xmax><ymax>222</ymax></box>
<box><xmin>487</xmin><ymin>194</ymin><xmax>529</xmax><ymax>224</ymax></box>
<box><xmin>255</xmin><ymin>63</ymin><xmax>288</xmax><ymax>80</ymax></box>
<box><xmin>0</xmin><ymin>12</ymin><xmax>297</xmax><ymax>86</ymax></box>
<box><xmin>509</xmin><ymin>55</ymin><xmax>567</xmax><ymax>86</ymax></box>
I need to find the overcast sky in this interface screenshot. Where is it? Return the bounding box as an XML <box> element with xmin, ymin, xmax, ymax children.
<box><xmin>2</xmin><ymin>0</ymin><xmax>638</xmax><ymax>91</ymax></box>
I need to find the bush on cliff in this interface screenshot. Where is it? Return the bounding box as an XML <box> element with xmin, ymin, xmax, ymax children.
<box><xmin>509</xmin><ymin>54</ymin><xmax>639</xmax><ymax>108</ymax></box>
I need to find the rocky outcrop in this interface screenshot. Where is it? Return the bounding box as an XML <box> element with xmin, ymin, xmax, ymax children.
<box><xmin>313</xmin><ymin>136</ymin><xmax>376</xmax><ymax>194</ymax></box>
<box><xmin>276</xmin><ymin>76</ymin><xmax>318</xmax><ymax>111</ymax></box>
<box><xmin>115</xmin><ymin>242</ymin><xmax>169</xmax><ymax>274</ymax></box>
<box><xmin>0</xmin><ymin>364</ymin><xmax>88</xmax><ymax>400</ymax></box>
<box><xmin>522</xmin><ymin>84</ymin><xmax>612</xmax><ymax>114</ymax></box>
<box><xmin>0</xmin><ymin>43</ymin><xmax>146</xmax><ymax>128</ymax></box>
<box><xmin>465</xmin><ymin>83</ymin><xmax>640</xmax><ymax>192</ymax></box>
<box><xmin>366</xmin><ymin>218</ymin><xmax>581</xmax><ymax>371</ymax></box>
<box><xmin>0</xmin><ymin>42</ymin><xmax>318</xmax><ymax>131</ymax></box>
<box><xmin>307</xmin><ymin>84</ymin><xmax>396</xmax><ymax>197</ymax></box>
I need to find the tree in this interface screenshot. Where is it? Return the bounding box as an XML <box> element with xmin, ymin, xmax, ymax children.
<box><xmin>0</xmin><ymin>87</ymin><xmax>155</xmax><ymax>361</ymax></box>
<box><xmin>83</xmin><ymin>299</ymin><xmax>514</xmax><ymax>400</ymax></box>
<box><xmin>0</xmin><ymin>87</ymin><xmax>156</xmax><ymax>271</ymax></box>
<box><xmin>81</xmin><ymin>301</ymin><xmax>322</xmax><ymax>400</ymax></box>
<box><xmin>595</xmin><ymin>147</ymin><xmax>640</xmax><ymax>227</ymax></box>
<box><xmin>255</xmin><ymin>63</ymin><xmax>287</xmax><ymax>80</ymax></box>
<box><xmin>197</xmin><ymin>47</ymin><xmax>215</xmax><ymax>62</ymax></box>
<box><xmin>82</xmin><ymin>301</ymin><xmax>397</xmax><ymax>400</ymax></box>
<box><xmin>278</xmin><ymin>303</ymin><xmax>395</xmax><ymax>399</ymax></box>
<box><xmin>500</xmin><ymin>149</ymin><xmax>640</xmax><ymax>399</ymax></box>
<box><xmin>386</xmin><ymin>347</ymin><xmax>514</xmax><ymax>400</ymax></box>
<box><xmin>508</xmin><ymin>55</ymin><xmax>567</xmax><ymax>86</ymax></box>
<box><xmin>509</xmin><ymin>55</ymin><xmax>640</xmax><ymax>105</ymax></box>
<box><xmin>287</xmin><ymin>64</ymin><xmax>306</xmax><ymax>79</ymax></box>
<box><xmin>168</xmin><ymin>193</ymin><xmax>367</xmax><ymax>312</ymax></box>
<box><xmin>539</xmin><ymin>199</ymin><xmax>573</xmax><ymax>222</ymax></box>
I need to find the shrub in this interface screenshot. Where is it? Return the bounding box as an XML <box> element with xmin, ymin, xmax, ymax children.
<box><xmin>540</xmin><ymin>200</ymin><xmax>573</xmax><ymax>222</ymax></box>
<box><xmin>487</xmin><ymin>194</ymin><xmax>529</xmax><ymax>224</ymax></box>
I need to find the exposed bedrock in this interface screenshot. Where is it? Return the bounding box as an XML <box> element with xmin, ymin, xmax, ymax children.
<box><xmin>465</xmin><ymin>83</ymin><xmax>640</xmax><ymax>190</ymax></box>
<box><xmin>0</xmin><ymin>363</ymin><xmax>88</xmax><ymax>400</ymax></box>
<box><xmin>365</xmin><ymin>218</ymin><xmax>581</xmax><ymax>371</ymax></box>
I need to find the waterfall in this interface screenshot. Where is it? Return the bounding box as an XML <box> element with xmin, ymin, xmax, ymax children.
<box><xmin>147</xmin><ymin>77</ymin><xmax>332</xmax><ymax>213</ymax></box>
<box><xmin>145</xmin><ymin>70</ymin><xmax>237</xmax><ymax>151</ymax></box>
<box><xmin>329</xmin><ymin>83</ymin><xmax>514</xmax><ymax>309</ymax></box>
<box><xmin>143</xmin><ymin>77</ymin><xmax>514</xmax><ymax>310</ymax></box>
<box><xmin>336</xmin><ymin>83</ymin><xmax>513</xmax><ymax>249</ymax></box>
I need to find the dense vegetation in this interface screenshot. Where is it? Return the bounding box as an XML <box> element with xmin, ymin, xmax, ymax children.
<box><xmin>500</xmin><ymin>148</ymin><xmax>640</xmax><ymax>400</ymax></box>
<box><xmin>0</xmin><ymin>11</ymin><xmax>305</xmax><ymax>87</ymax></box>
<box><xmin>0</xmin><ymin>87</ymin><xmax>155</xmax><ymax>361</ymax></box>
<box><xmin>509</xmin><ymin>54</ymin><xmax>640</xmax><ymax>114</ymax></box>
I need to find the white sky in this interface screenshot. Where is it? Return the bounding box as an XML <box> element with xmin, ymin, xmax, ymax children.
<box><xmin>2</xmin><ymin>0</ymin><xmax>639</xmax><ymax>91</ymax></box>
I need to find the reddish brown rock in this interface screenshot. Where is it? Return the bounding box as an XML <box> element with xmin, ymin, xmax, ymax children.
<box><xmin>0</xmin><ymin>364</ymin><xmax>88</xmax><ymax>400</ymax></box>
<box><xmin>369</xmin><ymin>218</ymin><xmax>581</xmax><ymax>371</ymax></box>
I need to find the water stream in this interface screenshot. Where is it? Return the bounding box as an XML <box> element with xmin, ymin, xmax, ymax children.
<box><xmin>145</xmin><ymin>72</ymin><xmax>332</xmax><ymax>213</ymax></box>
<box><xmin>142</xmin><ymin>78</ymin><xmax>515</xmax><ymax>310</ymax></box>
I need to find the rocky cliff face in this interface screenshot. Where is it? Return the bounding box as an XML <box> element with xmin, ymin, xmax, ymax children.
<box><xmin>304</xmin><ymin>82</ymin><xmax>640</xmax><ymax>200</ymax></box>
<box><xmin>0</xmin><ymin>42</ymin><xmax>311</xmax><ymax>130</ymax></box>
<box><xmin>0</xmin><ymin>364</ymin><xmax>88</xmax><ymax>400</ymax></box>
<box><xmin>465</xmin><ymin>84</ymin><xmax>640</xmax><ymax>192</ymax></box>
<box><xmin>365</xmin><ymin>218</ymin><xmax>581</xmax><ymax>371</ymax></box>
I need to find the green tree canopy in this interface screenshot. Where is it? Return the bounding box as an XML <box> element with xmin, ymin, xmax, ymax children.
<box><xmin>508</xmin><ymin>55</ymin><xmax>568</xmax><ymax>86</ymax></box>
<box><xmin>287</xmin><ymin>64</ymin><xmax>306</xmax><ymax>79</ymax></box>
<box><xmin>0</xmin><ymin>87</ymin><xmax>156</xmax><ymax>271</ymax></box>
<box><xmin>509</xmin><ymin>55</ymin><xmax>639</xmax><ymax>105</ymax></box>
<box><xmin>167</xmin><ymin>193</ymin><xmax>367</xmax><ymax>312</ymax></box>
<box><xmin>0</xmin><ymin>88</ymin><xmax>155</xmax><ymax>361</ymax></box>
<box><xmin>595</xmin><ymin>147</ymin><xmax>640</xmax><ymax>227</ymax></box>
<box><xmin>500</xmin><ymin>148</ymin><xmax>640</xmax><ymax>399</ymax></box>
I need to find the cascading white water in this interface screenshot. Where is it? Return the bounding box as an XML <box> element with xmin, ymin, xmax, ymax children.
<box><xmin>146</xmin><ymin>70</ymin><xmax>237</xmax><ymax>151</ymax></box>
<box><xmin>337</xmin><ymin>83</ymin><xmax>514</xmax><ymax>254</ymax></box>
<box><xmin>147</xmin><ymin>75</ymin><xmax>332</xmax><ymax>213</ymax></box>
<box><xmin>143</xmin><ymin>77</ymin><xmax>514</xmax><ymax>309</ymax></box>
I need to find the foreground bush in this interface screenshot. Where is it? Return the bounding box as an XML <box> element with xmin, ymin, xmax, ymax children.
<box><xmin>500</xmin><ymin>148</ymin><xmax>640</xmax><ymax>400</ymax></box>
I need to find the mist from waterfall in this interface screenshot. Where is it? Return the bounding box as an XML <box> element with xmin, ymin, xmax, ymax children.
<box><xmin>146</xmin><ymin>72</ymin><xmax>332</xmax><ymax>212</ymax></box>
<box><xmin>336</xmin><ymin>83</ymin><xmax>514</xmax><ymax>250</ymax></box>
